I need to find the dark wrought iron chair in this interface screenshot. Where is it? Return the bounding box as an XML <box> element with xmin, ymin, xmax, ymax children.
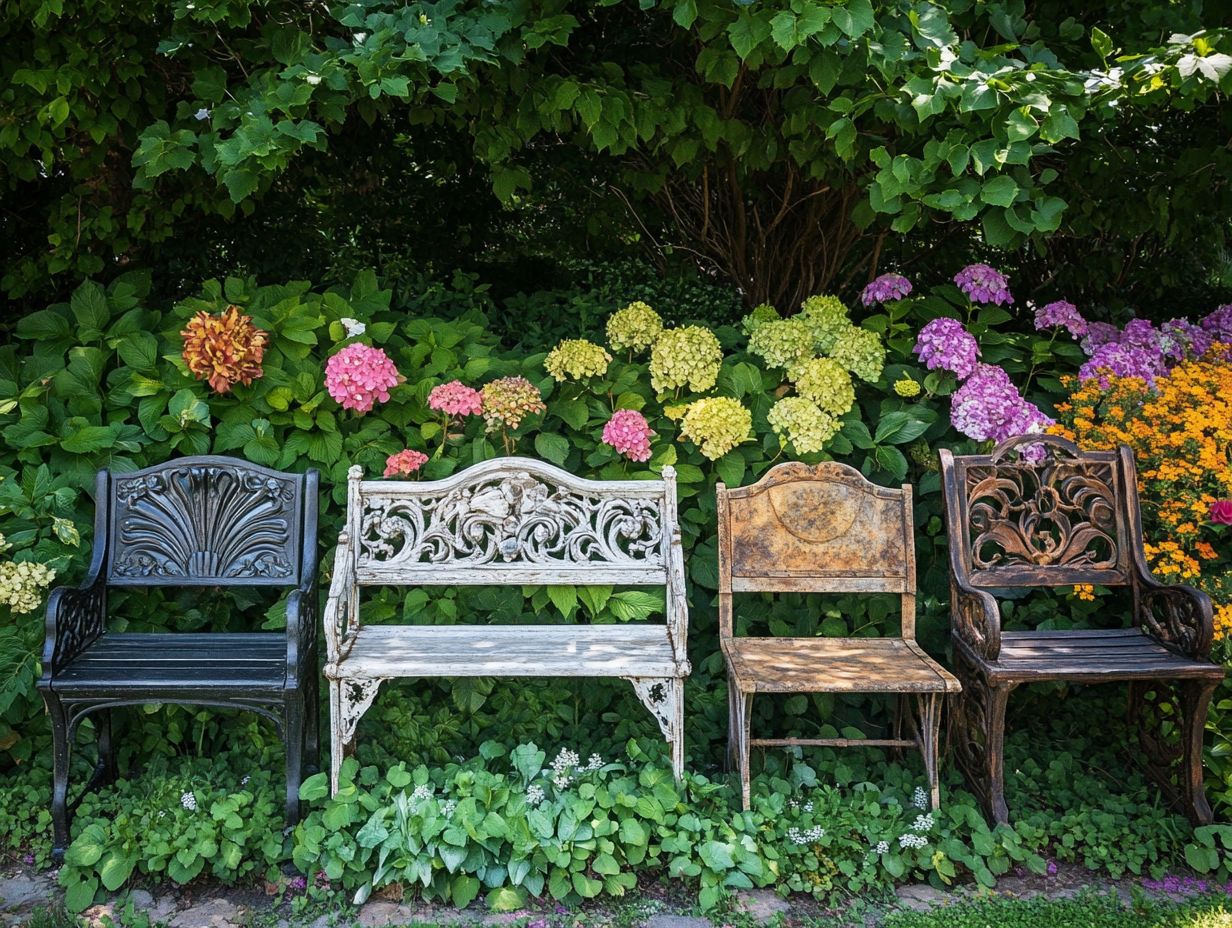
<box><xmin>939</xmin><ymin>434</ymin><xmax>1223</xmax><ymax>825</ymax></box>
<box><xmin>37</xmin><ymin>456</ymin><xmax>320</xmax><ymax>859</ymax></box>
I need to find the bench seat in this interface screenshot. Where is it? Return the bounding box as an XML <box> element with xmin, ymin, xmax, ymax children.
<box><xmin>982</xmin><ymin>629</ymin><xmax>1225</xmax><ymax>683</ymax></box>
<box><xmin>345</xmin><ymin>624</ymin><xmax>678</xmax><ymax>678</ymax></box>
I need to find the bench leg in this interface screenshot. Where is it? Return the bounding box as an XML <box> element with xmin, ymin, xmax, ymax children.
<box><xmin>1131</xmin><ymin>679</ymin><xmax>1219</xmax><ymax>825</ymax></box>
<box><xmin>914</xmin><ymin>693</ymin><xmax>942</xmax><ymax>811</ymax></box>
<box><xmin>625</xmin><ymin>677</ymin><xmax>685</xmax><ymax>782</ymax></box>
<box><xmin>305</xmin><ymin>667</ymin><xmax>321</xmax><ymax>775</ymax></box>
<box><xmin>330</xmin><ymin>676</ymin><xmax>384</xmax><ymax>795</ymax></box>
<box><xmin>44</xmin><ymin>692</ymin><xmax>71</xmax><ymax>863</ymax></box>
<box><xmin>952</xmin><ymin>651</ymin><xmax>1014</xmax><ymax>825</ymax></box>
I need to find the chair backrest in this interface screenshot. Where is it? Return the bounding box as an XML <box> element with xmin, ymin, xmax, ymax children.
<box><xmin>105</xmin><ymin>456</ymin><xmax>315</xmax><ymax>587</ymax></box>
<box><xmin>938</xmin><ymin>434</ymin><xmax>1134</xmax><ymax>590</ymax></box>
<box><xmin>348</xmin><ymin>457</ymin><xmax>677</xmax><ymax>587</ymax></box>
<box><xmin>716</xmin><ymin>461</ymin><xmax>917</xmax><ymax>637</ymax></box>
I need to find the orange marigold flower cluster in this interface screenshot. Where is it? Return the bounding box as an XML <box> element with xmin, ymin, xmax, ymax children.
<box><xmin>181</xmin><ymin>305</ymin><xmax>269</xmax><ymax>393</ymax></box>
<box><xmin>1052</xmin><ymin>351</ymin><xmax>1232</xmax><ymax>638</ymax></box>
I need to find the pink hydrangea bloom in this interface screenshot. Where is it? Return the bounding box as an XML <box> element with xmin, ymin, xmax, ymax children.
<box><xmin>914</xmin><ymin>317</ymin><xmax>980</xmax><ymax>380</ymax></box>
<box><xmin>325</xmin><ymin>343</ymin><xmax>401</xmax><ymax>413</ymax></box>
<box><xmin>602</xmin><ymin>410</ymin><xmax>655</xmax><ymax>463</ymax></box>
<box><xmin>954</xmin><ymin>263</ymin><xmax>1013</xmax><ymax>305</ymax></box>
<box><xmin>428</xmin><ymin>380</ymin><xmax>483</xmax><ymax>416</ymax></box>
<box><xmin>384</xmin><ymin>449</ymin><xmax>429</xmax><ymax>477</ymax></box>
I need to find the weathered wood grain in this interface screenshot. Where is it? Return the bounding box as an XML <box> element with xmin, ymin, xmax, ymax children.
<box><xmin>716</xmin><ymin>460</ymin><xmax>957</xmax><ymax>811</ymax></box>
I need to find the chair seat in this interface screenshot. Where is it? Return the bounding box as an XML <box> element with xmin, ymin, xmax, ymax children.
<box><xmin>978</xmin><ymin>629</ymin><xmax>1225</xmax><ymax>683</ymax></box>
<box><xmin>339</xmin><ymin>624</ymin><xmax>681</xmax><ymax>679</ymax></box>
<box><xmin>51</xmin><ymin>633</ymin><xmax>288</xmax><ymax>695</ymax></box>
<box><xmin>723</xmin><ymin>637</ymin><xmax>960</xmax><ymax>694</ymax></box>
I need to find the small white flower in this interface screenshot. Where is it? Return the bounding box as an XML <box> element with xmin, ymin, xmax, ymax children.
<box><xmin>241</xmin><ymin>775</ymin><xmax>250</xmax><ymax>786</ymax></box>
<box><xmin>552</xmin><ymin>773</ymin><xmax>571</xmax><ymax>790</ymax></box>
<box><xmin>911</xmin><ymin>813</ymin><xmax>934</xmax><ymax>833</ymax></box>
<box><xmin>586</xmin><ymin>753</ymin><xmax>604</xmax><ymax>771</ymax></box>
<box><xmin>912</xmin><ymin>786</ymin><xmax>928</xmax><ymax>810</ymax></box>
<box><xmin>552</xmin><ymin>748</ymin><xmax>580</xmax><ymax>771</ymax></box>
<box><xmin>194</xmin><ymin>108</ymin><xmax>210</xmax><ymax>121</ymax></box>
<box><xmin>787</xmin><ymin>826</ymin><xmax>824</xmax><ymax>846</ymax></box>
<box><xmin>411</xmin><ymin>784</ymin><xmax>433</xmax><ymax>802</ymax></box>
<box><xmin>340</xmin><ymin>317</ymin><xmax>366</xmax><ymax>337</ymax></box>
<box><xmin>526</xmin><ymin>785</ymin><xmax>545</xmax><ymax>806</ymax></box>
<box><xmin>180</xmin><ymin>791</ymin><xmax>197</xmax><ymax>811</ymax></box>
<box><xmin>804</xmin><ymin>800</ymin><xmax>814</xmax><ymax>813</ymax></box>
<box><xmin>899</xmin><ymin>833</ymin><xmax>928</xmax><ymax>850</ymax></box>
<box><xmin>874</xmin><ymin>840</ymin><xmax>890</xmax><ymax>855</ymax></box>
<box><xmin>441</xmin><ymin>799</ymin><xmax>457</xmax><ymax>816</ymax></box>
<box><xmin>305</xmin><ymin>74</ymin><xmax>322</xmax><ymax>86</ymax></box>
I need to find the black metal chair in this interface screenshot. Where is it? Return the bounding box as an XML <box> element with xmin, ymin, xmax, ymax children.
<box><xmin>37</xmin><ymin>456</ymin><xmax>320</xmax><ymax>860</ymax></box>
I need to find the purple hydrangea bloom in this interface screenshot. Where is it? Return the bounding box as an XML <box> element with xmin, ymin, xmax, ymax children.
<box><xmin>1080</xmin><ymin>322</ymin><xmax>1121</xmax><ymax>356</ymax></box>
<box><xmin>1201</xmin><ymin>304</ymin><xmax>1232</xmax><ymax>342</ymax></box>
<box><xmin>1034</xmin><ymin>300</ymin><xmax>1088</xmax><ymax>338</ymax></box>
<box><xmin>954</xmin><ymin>263</ymin><xmax>1013</xmax><ymax>305</ymax></box>
<box><xmin>950</xmin><ymin>364</ymin><xmax>1053</xmax><ymax>444</ymax></box>
<box><xmin>1119</xmin><ymin>318</ymin><xmax>1163</xmax><ymax>351</ymax></box>
<box><xmin>1160</xmin><ymin>318</ymin><xmax>1213</xmax><ymax>363</ymax></box>
<box><xmin>861</xmin><ymin>273</ymin><xmax>913</xmax><ymax>307</ymax></box>
<box><xmin>914</xmin><ymin>318</ymin><xmax>980</xmax><ymax>380</ymax></box>
<box><xmin>1078</xmin><ymin>341</ymin><xmax>1166</xmax><ymax>388</ymax></box>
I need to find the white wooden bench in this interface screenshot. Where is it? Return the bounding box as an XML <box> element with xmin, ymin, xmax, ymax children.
<box><xmin>323</xmin><ymin>457</ymin><xmax>690</xmax><ymax>791</ymax></box>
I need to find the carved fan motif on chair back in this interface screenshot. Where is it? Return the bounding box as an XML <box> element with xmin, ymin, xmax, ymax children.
<box><xmin>109</xmin><ymin>463</ymin><xmax>300</xmax><ymax>584</ymax></box>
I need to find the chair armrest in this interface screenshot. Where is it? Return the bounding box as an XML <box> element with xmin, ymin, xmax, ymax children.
<box><xmin>286</xmin><ymin>584</ymin><xmax>318</xmax><ymax>682</ymax></box>
<box><xmin>666</xmin><ymin>528</ymin><xmax>691</xmax><ymax>675</ymax></box>
<box><xmin>950</xmin><ymin>578</ymin><xmax>1002</xmax><ymax>662</ymax></box>
<box><xmin>41</xmin><ymin>579</ymin><xmax>107</xmax><ymax>678</ymax></box>
<box><xmin>1135</xmin><ymin>572</ymin><xmax>1214</xmax><ymax>660</ymax></box>
<box><xmin>323</xmin><ymin>533</ymin><xmax>358</xmax><ymax>667</ymax></box>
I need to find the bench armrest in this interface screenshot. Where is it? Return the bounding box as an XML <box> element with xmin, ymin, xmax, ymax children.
<box><xmin>323</xmin><ymin>532</ymin><xmax>358</xmax><ymax>666</ymax></box>
<box><xmin>950</xmin><ymin>578</ymin><xmax>1002</xmax><ymax>662</ymax></box>
<box><xmin>286</xmin><ymin>581</ymin><xmax>318</xmax><ymax>682</ymax></box>
<box><xmin>666</xmin><ymin>528</ymin><xmax>691</xmax><ymax>674</ymax></box>
<box><xmin>1135</xmin><ymin>572</ymin><xmax>1214</xmax><ymax>660</ymax></box>
<box><xmin>41</xmin><ymin>577</ymin><xmax>107</xmax><ymax>678</ymax></box>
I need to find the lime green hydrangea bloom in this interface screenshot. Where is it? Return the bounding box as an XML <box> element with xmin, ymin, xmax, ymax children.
<box><xmin>606</xmin><ymin>301</ymin><xmax>664</xmax><ymax>353</ymax></box>
<box><xmin>798</xmin><ymin>294</ymin><xmax>851</xmax><ymax>354</ymax></box>
<box><xmin>792</xmin><ymin>357</ymin><xmax>855</xmax><ymax>416</ymax></box>
<box><xmin>748</xmin><ymin>317</ymin><xmax>814</xmax><ymax>370</ymax></box>
<box><xmin>650</xmin><ymin>325</ymin><xmax>722</xmax><ymax>394</ymax></box>
<box><xmin>740</xmin><ymin>303</ymin><xmax>780</xmax><ymax>335</ymax></box>
<box><xmin>678</xmin><ymin>396</ymin><xmax>752</xmax><ymax>460</ymax></box>
<box><xmin>544</xmin><ymin>338</ymin><xmax>612</xmax><ymax>382</ymax></box>
<box><xmin>894</xmin><ymin>376</ymin><xmax>922</xmax><ymax>398</ymax></box>
<box><xmin>829</xmin><ymin>327</ymin><xmax>886</xmax><ymax>383</ymax></box>
<box><xmin>767</xmin><ymin>396</ymin><xmax>839</xmax><ymax>455</ymax></box>
<box><xmin>0</xmin><ymin>557</ymin><xmax>56</xmax><ymax>614</ymax></box>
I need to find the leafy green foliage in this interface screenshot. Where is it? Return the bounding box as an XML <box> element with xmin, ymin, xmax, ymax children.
<box><xmin>878</xmin><ymin>892</ymin><xmax>1232</xmax><ymax>928</ymax></box>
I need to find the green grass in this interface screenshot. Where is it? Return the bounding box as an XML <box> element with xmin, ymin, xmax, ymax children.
<box><xmin>876</xmin><ymin>892</ymin><xmax>1232</xmax><ymax>928</ymax></box>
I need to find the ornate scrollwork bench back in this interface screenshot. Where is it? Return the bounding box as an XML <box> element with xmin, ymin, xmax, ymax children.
<box><xmin>324</xmin><ymin>457</ymin><xmax>689</xmax><ymax>792</ymax></box>
<box><xmin>39</xmin><ymin>455</ymin><xmax>320</xmax><ymax>860</ymax></box>
<box><xmin>938</xmin><ymin>434</ymin><xmax>1220</xmax><ymax>826</ymax></box>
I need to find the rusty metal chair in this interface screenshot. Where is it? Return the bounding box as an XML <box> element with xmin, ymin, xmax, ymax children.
<box><xmin>940</xmin><ymin>434</ymin><xmax>1223</xmax><ymax>825</ymax></box>
<box><xmin>717</xmin><ymin>461</ymin><xmax>960</xmax><ymax>811</ymax></box>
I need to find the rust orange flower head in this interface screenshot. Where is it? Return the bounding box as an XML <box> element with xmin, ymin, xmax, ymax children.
<box><xmin>181</xmin><ymin>305</ymin><xmax>268</xmax><ymax>394</ymax></box>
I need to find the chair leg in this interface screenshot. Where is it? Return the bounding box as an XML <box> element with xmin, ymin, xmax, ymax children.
<box><xmin>305</xmin><ymin>670</ymin><xmax>321</xmax><ymax>775</ymax></box>
<box><xmin>1180</xmin><ymin>680</ymin><xmax>1218</xmax><ymax>825</ymax></box>
<box><xmin>284</xmin><ymin>695</ymin><xmax>305</xmax><ymax>828</ymax></box>
<box><xmin>89</xmin><ymin>709</ymin><xmax>118</xmax><ymax>790</ymax></box>
<box><xmin>952</xmin><ymin>650</ymin><xmax>1014</xmax><ymax>825</ymax></box>
<box><xmin>44</xmin><ymin>692</ymin><xmax>71</xmax><ymax>863</ymax></box>
<box><xmin>732</xmin><ymin>689</ymin><xmax>753</xmax><ymax>811</ymax></box>
<box><xmin>1132</xmin><ymin>679</ymin><xmax>1219</xmax><ymax>825</ymax></box>
<box><xmin>915</xmin><ymin>693</ymin><xmax>942</xmax><ymax>811</ymax></box>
